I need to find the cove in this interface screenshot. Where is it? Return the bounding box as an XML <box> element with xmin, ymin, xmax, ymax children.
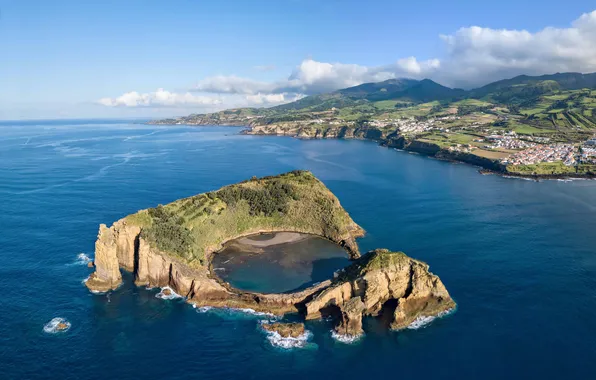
<box><xmin>211</xmin><ymin>232</ymin><xmax>351</xmax><ymax>293</ymax></box>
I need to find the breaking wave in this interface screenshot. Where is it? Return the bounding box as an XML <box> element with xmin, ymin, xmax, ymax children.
<box><xmin>260</xmin><ymin>324</ymin><xmax>313</xmax><ymax>349</ymax></box>
<box><xmin>155</xmin><ymin>286</ymin><xmax>183</xmax><ymax>300</ymax></box>
<box><xmin>407</xmin><ymin>309</ymin><xmax>455</xmax><ymax>330</ymax></box>
<box><xmin>43</xmin><ymin>318</ymin><xmax>71</xmax><ymax>334</ymax></box>
<box><xmin>331</xmin><ymin>330</ymin><xmax>363</xmax><ymax>344</ymax></box>
<box><xmin>71</xmin><ymin>253</ymin><xmax>92</xmax><ymax>266</ymax></box>
<box><xmin>192</xmin><ymin>305</ymin><xmax>277</xmax><ymax>319</ymax></box>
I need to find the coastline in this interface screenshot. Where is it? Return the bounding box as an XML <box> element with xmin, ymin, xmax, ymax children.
<box><xmin>238</xmin><ymin>126</ymin><xmax>596</xmax><ymax>181</ymax></box>
<box><xmin>149</xmin><ymin>122</ymin><xmax>595</xmax><ymax>181</ymax></box>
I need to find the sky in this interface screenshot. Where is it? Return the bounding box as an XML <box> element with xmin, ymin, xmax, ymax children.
<box><xmin>2</xmin><ymin>0</ymin><xmax>596</xmax><ymax>120</ymax></box>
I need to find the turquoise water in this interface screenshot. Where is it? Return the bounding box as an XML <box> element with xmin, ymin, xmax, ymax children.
<box><xmin>212</xmin><ymin>233</ymin><xmax>351</xmax><ymax>293</ymax></box>
<box><xmin>2</xmin><ymin>120</ymin><xmax>596</xmax><ymax>379</ymax></box>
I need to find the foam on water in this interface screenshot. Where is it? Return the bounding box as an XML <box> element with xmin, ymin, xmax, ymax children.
<box><xmin>331</xmin><ymin>330</ymin><xmax>363</xmax><ymax>344</ymax></box>
<box><xmin>193</xmin><ymin>305</ymin><xmax>213</xmax><ymax>313</ymax></box>
<box><xmin>43</xmin><ymin>318</ymin><xmax>71</xmax><ymax>334</ymax></box>
<box><xmin>72</xmin><ymin>253</ymin><xmax>91</xmax><ymax>266</ymax></box>
<box><xmin>407</xmin><ymin>309</ymin><xmax>455</xmax><ymax>330</ymax></box>
<box><xmin>502</xmin><ymin>175</ymin><xmax>537</xmax><ymax>181</ymax></box>
<box><xmin>260</xmin><ymin>324</ymin><xmax>313</xmax><ymax>349</ymax></box>
<box><xmin>192</xmin><ymin>304</ymin><xmax>277</xmax><ymax>319</ymax></box>
<box><xmin>155</xmin><ymin>286</ymin><xmax>184</xmax><ymax>300</ymax></box>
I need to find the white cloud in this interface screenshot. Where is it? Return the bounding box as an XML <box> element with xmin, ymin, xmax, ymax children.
<box><xmin>194</xmin><ymin>76</ymin><xmax>275</xmax><ymax>95</ymax></box>
<box><xmin>98</xmin><ymin>10</ymin><xmax>596</xmax><ymax>111</ymax></box>
<box><xmin>98</xmin><ymin>88</ymin><xmax>223</xmax><ymax>108</ymax></box>
<box><xmin>436</xmin><ymin>10</ymin><xmax>596</xmax><ymax>87</ymax></box>
<box><xmin>244</xmin><ymin>92</ymin><xmax>305</xmax><ymax>105</ymax></box>
<box><xmin>192</xmin><ymin>10</ymin><xmax>596</xmax><ymax>93</ymax></box>
<box><xmin>193</xmin><ymin>58</ymin><xmax>439</xmax><ymax>96</ymax></box>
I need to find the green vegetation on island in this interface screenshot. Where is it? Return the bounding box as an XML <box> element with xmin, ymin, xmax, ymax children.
<box><xmin>126</xmin><ymin>170</ymin><xmax>363</xmax><ymax>266</ymax></box>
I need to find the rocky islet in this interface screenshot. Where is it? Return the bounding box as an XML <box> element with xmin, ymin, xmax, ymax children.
<box><xmin>85</xmin><ymin>171</ymin><xmax>455</xmax><ymax>339</ymax></box>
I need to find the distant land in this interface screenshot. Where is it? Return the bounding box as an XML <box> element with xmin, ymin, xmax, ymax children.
<box><xmin>149</xmin><ymin>72</ymin><xmax>596</xmax><ymax>178</ymax></box>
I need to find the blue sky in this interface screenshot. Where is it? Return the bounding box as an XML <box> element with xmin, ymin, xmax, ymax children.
<box><xmin>2</xmin><ymin>0</ymin><xmax>596</xmax><ymax>120</ymax></box>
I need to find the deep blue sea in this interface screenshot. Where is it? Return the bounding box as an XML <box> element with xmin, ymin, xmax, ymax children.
<box><xmin>2</xmin><ymin>119</ymin><xmax>596</xmax><ymax>379</ymax></box>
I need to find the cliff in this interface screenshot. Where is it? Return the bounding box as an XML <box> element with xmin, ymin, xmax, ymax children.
<box><xmin>304</xmin><ymin>249</ymin><xmax>455</xmax><ymax>333</ymax></box>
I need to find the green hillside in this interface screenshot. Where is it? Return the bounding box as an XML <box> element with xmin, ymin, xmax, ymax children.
<box><xmin>151</xmin><ymin>72</ymin><xmax>596</xmax><ymax>149</ymax></box>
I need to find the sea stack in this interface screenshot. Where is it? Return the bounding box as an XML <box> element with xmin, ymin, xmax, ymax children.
<box><xmin>85</xmin><ymin>224</ymin><xmax>122</xmax><ymax>292</ymax></box>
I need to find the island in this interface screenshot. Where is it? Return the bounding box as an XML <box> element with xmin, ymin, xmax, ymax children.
<box><xmin>149</xmin><ymin>72</ymin><xmax>596</xmax><ymax>179</ymax></box>
<box><xmin>86</xmin><ymin>170</ymin><xmax>454</xmax><ymax>336</ymax></box>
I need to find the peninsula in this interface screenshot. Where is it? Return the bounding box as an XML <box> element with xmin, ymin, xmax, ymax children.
<box><xmin>149</xmin><ymin>72</ymin><xmax>596</xmax><ymax>179</ymax></box>
<box><xmin>86</xmin><ymin>171</ymin><xmax>454</xmax><ymax>335</ymax></box>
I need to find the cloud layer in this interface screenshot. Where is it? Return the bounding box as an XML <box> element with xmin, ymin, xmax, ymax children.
<box><xmin>436</xmin><ymin>10</ymin><xmax>596</xmax><ymax>87</ymax></box>
<box><xmin>97</xmin><ymin>89</ymin><xmax>223</xmax><ymax>108</ymax></box>
<box><xmin>99</xmin><ymin>10</ymin><xmax>596</xmax><ymax>110</ymax></box>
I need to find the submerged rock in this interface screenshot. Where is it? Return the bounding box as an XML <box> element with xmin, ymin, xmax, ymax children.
<box><xmin>262</xmin><ymin>322</ymin><xmax>305</xmax><ymax>338</ymax></box>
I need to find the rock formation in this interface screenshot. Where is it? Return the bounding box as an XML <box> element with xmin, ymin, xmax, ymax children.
<box><xmin>335</xmin><ymin>296</ymin><xmax>365</xmax><ymax>336</ymax></box>
<box><xmin>84</xmin><ymin>172</ymin><xmax>455</xmax><ymax>335</ymax></box>
<box><xmin>262</xmin><ymin>323</ymin><xmax>305</xmax><ymax>338</ymax></box>
<box><xmin>84</xmin><ymin>219</ymin><xmax>141</xmax><ymax>292</ymax></box>
<box><xmin>84</xmin><ymin>224</ymin><xmax>122</xmax><ymax>292</ymax></box>
<box><xmin>304</xmin><ymin>249</ymin><xmax>455</xmax><ymax>333</ymax></box>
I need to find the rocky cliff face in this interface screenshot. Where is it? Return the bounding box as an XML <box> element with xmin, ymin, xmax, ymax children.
<box><xmin>304</xmin><ymin>249</ymin><xmax>455</xmax><ymax>332</ymax></box>
<box><xmin>335</xmin><ymin>296</ymin><xmax>365</xmax><ymax>336</ymax></box>
<box><xmin>85</xmin><ymin>219</ymin><xmax>230</xmax><ymax>299</ymax></box>
<box><xmin>84</xmin><ymin>220</ymin><xmax>140</xmax><ymax>292</ymax></box>
<box><xmin>85</xmin><ymin>218</ymin><xmax>334</xmax><ymax>314</ymax></box>
<box><xmin>86</xmin><ymin>226</ymin><xmax>454</xmax><ymax>332</ymax></box>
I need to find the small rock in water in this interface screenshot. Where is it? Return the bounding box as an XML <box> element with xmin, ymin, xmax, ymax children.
<box><xmin>87</xmin><ymin>261</ymin><xmax>94</xmax><ymax>268</ymax></box>
<box><xmin>162</xmin><ymin>288</ymin><xmax>172</xmax><ymax>296</ymax></box>
<box><xmin>56</xmin><ymin>322</ymin><xmax>69</xmax><ymax>331</ymax></box>
<box><xmin>43</xmin><ymin>317</ymin><xmax>71</xmax><ymax>334</ymax></box>
<box><xmin>262</xmin><ymin>322</ymin><xmax>305</xmax><ymax>338</ymax></box>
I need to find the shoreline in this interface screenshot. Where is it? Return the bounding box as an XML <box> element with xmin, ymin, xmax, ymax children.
<box><xmin>234</xmin><ymin>232</ymin><xmax>309</xmax><ymax>248</ymax></box>
<box><xmin>232</xmin><ymin>126</ymin><xmax>596</xmax><ymax>181</ymax></box>
<box><xmin>146</xmin><ymin>122</ymin><xmax>596</xmax><ymax>180</ymax></box>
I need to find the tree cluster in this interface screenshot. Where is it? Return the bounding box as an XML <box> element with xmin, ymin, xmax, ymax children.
<box><xmin>141</xmin><ymin>205</ymin><xmax>194</xmax><ymax>257</ymax></box>
<box><xmin>214</xmin><ymin>180</ymin><xmax>298</xmax><ymax>217</ymax></box>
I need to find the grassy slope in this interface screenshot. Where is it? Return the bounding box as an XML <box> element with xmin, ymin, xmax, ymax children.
<box><xmin>124</xmin><ymin>171</ymin><xmax>361</xmax><ymax>268</ymax></box>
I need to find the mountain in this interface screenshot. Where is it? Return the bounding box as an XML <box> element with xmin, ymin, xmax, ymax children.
<box><xmin>371</xmin><ymin>79</ymin><xmax>466</xmax><ymax>103</ymax></box>
<box><xmin>471</xmin><ymin>72</ymin><xmax>596</xmax><ymax>102</ymax></box>
<box><xmin>271</xmin><ymin>78</ymin><xmax>466</xmax><ymax>112</ymax></box>
<box><xmin>150</xmin><ymin>71</ymin><xmax>596</xmax><ymax>134</ymax></box>
<box><xmin>337</xmin><ymin>78</ymin><xmax>420</xmax><ymax>99</ymax></box>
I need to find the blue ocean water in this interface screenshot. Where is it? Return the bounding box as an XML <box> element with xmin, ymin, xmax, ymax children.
<box><xmin>212</xmin><ymin>234</ymin><xmax>351</xmax><ymax>293</ymax></box>
<box><xmin>1</xmin><ymin>119</ymin><xmax>596</xmax><ymax>379</ymax></box>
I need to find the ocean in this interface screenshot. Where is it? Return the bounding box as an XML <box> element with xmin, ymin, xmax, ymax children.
<box><xmin>1</xmin><ymin>119</ymin><xmax>595</xmax><ymax>379</ymax></box>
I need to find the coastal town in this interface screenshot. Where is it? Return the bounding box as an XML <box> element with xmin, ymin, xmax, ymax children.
<box><xmin>252</xmin><ymin>115</ymin><xmax>596</xmax><ymax>171</ymax></box>
<box><xmin>150</xmin><ymin>104</ymin><xmax>596</xmax><ymax>176</ymax></box>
